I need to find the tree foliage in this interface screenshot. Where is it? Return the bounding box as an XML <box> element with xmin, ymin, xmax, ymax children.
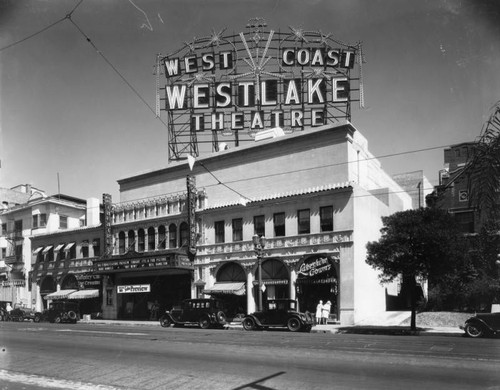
<box><xmin>366</xmin><ymin>208</ymin><xmax>465</xmax><ymax>329</ymax></box>
<box><xmin>466</xmin><ymin>100</ymin><xmax>500</xmax><ymax>220</ymax></box>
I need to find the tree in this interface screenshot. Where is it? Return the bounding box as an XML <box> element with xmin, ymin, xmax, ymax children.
<box><xmin>466</xmin><ymin>100</ymin><xmax>500</xmax><ymax>221</ymax></box>
<box><xmin>366</xmin><ymin>208</ymin><xmax>465</xmax><ymax>330</ymax></box>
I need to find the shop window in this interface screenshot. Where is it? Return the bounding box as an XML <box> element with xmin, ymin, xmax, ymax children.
<box><xmin>273</xmin><ymin>212</ymin><xmax>285</xmax><ymax>237</ymax></box>
<box><xmin>93</xmin><ymin>238</ymin><xmax>101</xmax><ymax>257</ymax></box>
<box><xmin>254</xmin><ymin>215</ymin><xmax>265</xmax><ymax>237</ymax></box>
<box><xmin>118</xmin><ymin>232</ymin><xmax>126</xmax><ymax>254</ymax></box>
<box><xmin>232</xmin><ymin>218</ymin><xmax>243</xmax><ymax>242</ymax></box>
<box><xmin>180</xmin><ymin>222</ymin><xmax>189</xmax><ymax>247</ymax></box>
<box><xmin>158</xmin><ymin>225</ymin><xmax>166</xmax><ymax>249</ymax></box>
<box><xmin>320</xmin><ymin>206</ymin><xmax>333</xmax><ymax>232</ymax></box>
<box><xmin>215</xmin><ymin>221</ymin><xmax>225</xmax><ymax>243</ymax></box>
<box><xmin>169</xmin><ymin>224</ymin><xmax>177</xmax><ymax>248</ymax></box>
<box><xmin>298</xmin><ymin>209</ymin><xmax>310</xmax><ymax>234</ymax></box>
<box><xmin>148</xmin><ymin>227</ymin><xmax>156</xmax><ymax>251</ymax></box>
<box><xmin>138</xmin><ymin>229</ymin><xmax>145</xmax><ymax>252</ymax></box>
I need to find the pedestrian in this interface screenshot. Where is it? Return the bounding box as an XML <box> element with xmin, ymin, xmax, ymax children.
<box><xmin>322</xmin><ymin>300</ymin><xmax>331</xmax><ymax>325</ymax></box>
<box><xmin>315</xmin><ymin>300</ymin><xmax>323</xmax><ymax>325</ymax></box>
<box><xmin>5</xmin><ymin>303</ymin><xmax>12</xmax><ymax>321</ymax></box>
<box><xmin>150</xmin><ymin>300</ymin><xmax>159</xmax><ymax>320</ymax></box>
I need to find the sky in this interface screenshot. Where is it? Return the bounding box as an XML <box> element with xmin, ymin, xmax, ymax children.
<box><xmin>1</xmin><ymin>0</ymin><xmax>499</xmax><ymax>202</ymax></box>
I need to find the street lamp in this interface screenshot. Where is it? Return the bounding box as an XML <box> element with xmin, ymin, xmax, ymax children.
<box><xmin>253</xmin><ymin>234</ymin><xmax>266</xmax><ymax>311</ymax></box>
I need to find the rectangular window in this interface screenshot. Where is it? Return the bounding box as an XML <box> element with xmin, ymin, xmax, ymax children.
<box><xmin>215</xmin><ymin>221</ymin><xmax>225</xmax><ymax>243</ymax></box>
<box><xmin>273</xmin><ymin>212</ymin><xmax>285</xmax><ymax>237</ymax></box>
<box><xmin>298</xmin><ymin>209</ymin><xmax>310</xmax><ymax>234</ymax></box>
<box><xmin>14</xmin><ymin>220</ymin><xmax>23</xmax><ymax>233</ymax></box>
<box><xmin>320</xmin><ymin>206</ymin><xmax>334</xmax><ymax>232</ymax></box>
<box><xmin>40</xmin><ymin>214</ymin><xmax>47</xmax><ymax>227</ymax></box>
<box><xmin>232</xmin><ymin>218</ymin><xmax>243</xmax><ymax>242</ymax></box>
<box><xmin>1</xmin><ymin>223</ymin><xmax>6</xmax><ymax>234</ymax></box>
<box><xmin>1</xmin><ymin>248</ymin><xmax>6</xmax><ymax>259</ymax></box>
<box><xmin>81</xmin><ymin>241</ymin><xmax>89</xmax><ymax>258</ymax></box>
<box><xmin>32</xmin><ymin>215</ymin><xmax>38</xmax><ymax>229</ymax></box>
<box><xmin>93</xmin><ymin>239</ymin><xmax>101</xmax><ymax>257</ymax></box>
<box><xmin>60</xmin><ymin>216</ymin><xmax>68</xmax><ymax>229</ymax></box>
<box><xmin>254</xmin><ymin>215</ymin><xmax>265</xmax><ymax>237</ymax></box>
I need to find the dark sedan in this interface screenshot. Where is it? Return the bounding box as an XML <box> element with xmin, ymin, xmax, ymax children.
<box><xmin>461</xmin><ymin>312</ymin><xmax>500</xmax><ymax>338</ymax></box>
<box><xmin>242</xmin><ymin>299</ymin><xmax>314</xmax><ymax>332</ymax></box>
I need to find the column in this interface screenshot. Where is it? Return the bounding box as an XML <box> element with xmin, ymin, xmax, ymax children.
<box><xmin>246</xmin><ymin>270</ymin><xmax>255</xmax><ymax>314</ymax></box>
<box><xmin>289</xmin><ymin>269</ymin><xmax>297</xmax><ymax>301</ymax></box>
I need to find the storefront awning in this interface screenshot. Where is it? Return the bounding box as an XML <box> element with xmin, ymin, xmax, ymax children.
<box><xmin>252</xmin><ymin>279</ymin><xmax>289</xmax><ymax>286</ymax></box>
<box><xmin>42</xmin><ymin>246</ymin><xmax>53</xmax><ymax>255</ymax></box>
<box><xmin>44</xmin><ymin>289</ymin><xmax>77</xmax><ymax>300</ymax></box>
<box><xmin>67</xmin><ymin>289</ymin><xmax>99</xmax><ymax>300</ymax></box>
<box><xmin>203</xmin><ymin>282</ymin><xmax>245</xmax><ymax>296</ymax></box>
<box><xmin>33</xmin><ymin>247</ymin><xmax>44</xmax><ymax>254</ymax></box>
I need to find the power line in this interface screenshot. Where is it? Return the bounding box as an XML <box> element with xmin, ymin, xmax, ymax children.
<box><xmin>0</xmin><ymin>0</ymin><xmax>83</xmax><ymax>52</ymax></box>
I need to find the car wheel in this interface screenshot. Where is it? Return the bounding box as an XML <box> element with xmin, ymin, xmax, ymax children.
<box><xmin>287</xmin><ymin>317</ymin><xmax>301</xmax><ymax>332</ymax></box>
<box><xmin>242</xmin><ymin>317</ymin><xmax>255</xmax><ymax>331</ymax></box>
<box><xmin>465</xmin><ymin>323</ymin><xmax>484</xmax><ymax>338</ymax></box>
<box><xmin>33</xmin><ymin>315</ymin><xmax>41</xmax><ymax>323</ymax></box>
<box><xmin>68</xmin><ymin>311</ymin><xmax>77</xmax><ymax>321</ymax></box>
<box><xmin>159</xmin><ymin>315</ymin><xmax>171</xmax><ymax>328</ymax></box>
<box><xmin>216</xmin><ymin>311</ymin><xmax>227</xmax><ymax>325</ymax></box>
<box><xmin>199</xmin><ymin>316</ymin><xmax>211</xmax><ymax>329</ymax></box>
<box><xmin>54</xmin><ymin>316</ymin><xmax>62</xmax><ymax>324</ymax></box>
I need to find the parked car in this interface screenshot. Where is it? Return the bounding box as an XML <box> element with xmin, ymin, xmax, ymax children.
<box><xmin>461</xmin><ymin>312</ymin><xmax>500</xmax><ymax>338</ymax></box>
<box><xmin>242</xmin><ymin>299</ymin><xmax>314</xmax><ymax>332</ymax></box>
<box><xmin>7</xmin><ymin>305</ymin><xmax>41</xmax><ymax>322</ymax></box>
<box><xmin>159</xmin><ymin>298</ymin><xmax>227</xmax><ymax>329</ymax></box>
<box><xmin>37</xmin><ymin>301</ymin><xmax>80</xmax><ymax>324</ymax></box>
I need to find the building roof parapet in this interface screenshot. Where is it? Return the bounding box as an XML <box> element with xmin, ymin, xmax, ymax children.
<box><xmin>205</xmin><ymin>182</ymin><xmax>354</xmax><ymax>210</ymax></box>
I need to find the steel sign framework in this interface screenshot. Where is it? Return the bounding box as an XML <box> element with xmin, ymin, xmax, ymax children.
<box><xmin>156</xmin><ymin>19</ymin><xmax>364</xmax><ymax>162</ymax></box>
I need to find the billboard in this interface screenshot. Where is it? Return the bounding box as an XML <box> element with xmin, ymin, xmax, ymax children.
<box><xmin>156</xmin><ymin>18</ymin><xmax>364</xmax><ymax>161</ymax></box>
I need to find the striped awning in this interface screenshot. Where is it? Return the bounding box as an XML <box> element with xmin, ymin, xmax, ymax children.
<box><xmin>203</xmin><ymin>282</ymin><xmax>245</xmax><ymax>296</ymax></box>
<box><xmin>44</xmin><ymin>289</ymin><xmax>77</xmax><ymax>300</ymax></box>
<box><xmin>67</xmin><ymin>289</ymin><xmax>99</xmax><ymax>300</ymax></box>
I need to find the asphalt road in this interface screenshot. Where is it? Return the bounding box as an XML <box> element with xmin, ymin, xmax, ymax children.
<box><xmin>1</xmin><ymin>321</ymin><xmax>499</xmax><ymax>390</ymax></box>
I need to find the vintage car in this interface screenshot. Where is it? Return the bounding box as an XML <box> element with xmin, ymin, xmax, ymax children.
<box><xmin>242</xmin><ymin>299</ymin><xmax>314</xmax><ymax>332</ymax></box>
<box><xmin>461</xmin><ymin>312</ymin><xmax>500</xmax><ymax>338</ymax></box>
<box><xmin>7</xmin><ymin>305</ymin><xmax>41</xmax><ymax>322</ymax></box>
<box><xmin>159</xmin><ymin>298</ymin><xmax>227</xmax><ymax>329</ymax></box>
<box><xmin>37</xmin><ymin>301</ymin><xmax>80</xmax><ymax>324</ymax></box>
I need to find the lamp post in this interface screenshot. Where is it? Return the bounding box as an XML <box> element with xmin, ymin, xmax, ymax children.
<box><xmin>253</xmin><ymin>234</ymin><xmax>266</xmax><ymax>311</ymax></box>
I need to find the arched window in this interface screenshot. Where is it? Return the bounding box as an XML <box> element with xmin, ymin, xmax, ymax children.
<box><xmin>138</xmin><ymin>229</ymin><xmax>145</xmax><ymax>252</ymax></box>
<box><xmin>168</xmin><ymin>224</ymin><xmax>177</xmax><ymax>248</ymax></box>
<box><xmin>128</xmin><ymin>230</ymin><xmax>135</xmax><ymax>251</ymax></box>
<box><xmin>217</xmin><ymin>262</ymin><xmax>246</xmax><ymax>282</ymax></box>
<box><xmin>61</xmin><ymin>274</ymin><xmax>79</xmax><ymax>290</ymax></box>
<box><xmin>179</xmin><ymin>222</ymin><xmax>189</xmax><ymax>248</ymax></box>
<box><xmin>118</xmin><ymin>232</ymin><xmax>126</xmax><ymax>254</ymax></box>
<box><xmin>158</xmin><ymin>225</ymin><xmax>166</xmax><ymax>250</ymax></box>
<box><xmin>147</xmin><ymin>227</ymin><xmax>155</xmax><ymax>251</ymax></box>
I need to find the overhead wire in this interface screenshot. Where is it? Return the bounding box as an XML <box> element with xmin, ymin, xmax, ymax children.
<box><xmin>0</xmin><ymin>1</ymin><xmax>470</xmax><ymax>206</ymax></box>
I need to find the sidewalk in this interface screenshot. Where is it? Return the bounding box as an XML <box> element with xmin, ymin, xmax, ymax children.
<box><xmin>80</xmin><ymin>318</ymin><xmax>464</xmax><ymax>336</ymax></box>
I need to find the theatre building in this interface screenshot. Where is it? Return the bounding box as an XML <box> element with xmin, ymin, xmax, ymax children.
<box><xmin>96</xmin><ymin>122</ymin><xmax>412</xmax><ymax>325</ymax></box>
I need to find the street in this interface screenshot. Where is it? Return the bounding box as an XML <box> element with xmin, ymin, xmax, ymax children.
<box><xmin>1</xmin><ymin>321</ymin><xmax>499</xmax><ymax>390</ymax></box>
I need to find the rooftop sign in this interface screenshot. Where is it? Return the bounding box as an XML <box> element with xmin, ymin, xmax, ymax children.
<box><xmin>156</xmin><ymin>18</ymin><xmax>364</xmax><ymax>161</ymax></box>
